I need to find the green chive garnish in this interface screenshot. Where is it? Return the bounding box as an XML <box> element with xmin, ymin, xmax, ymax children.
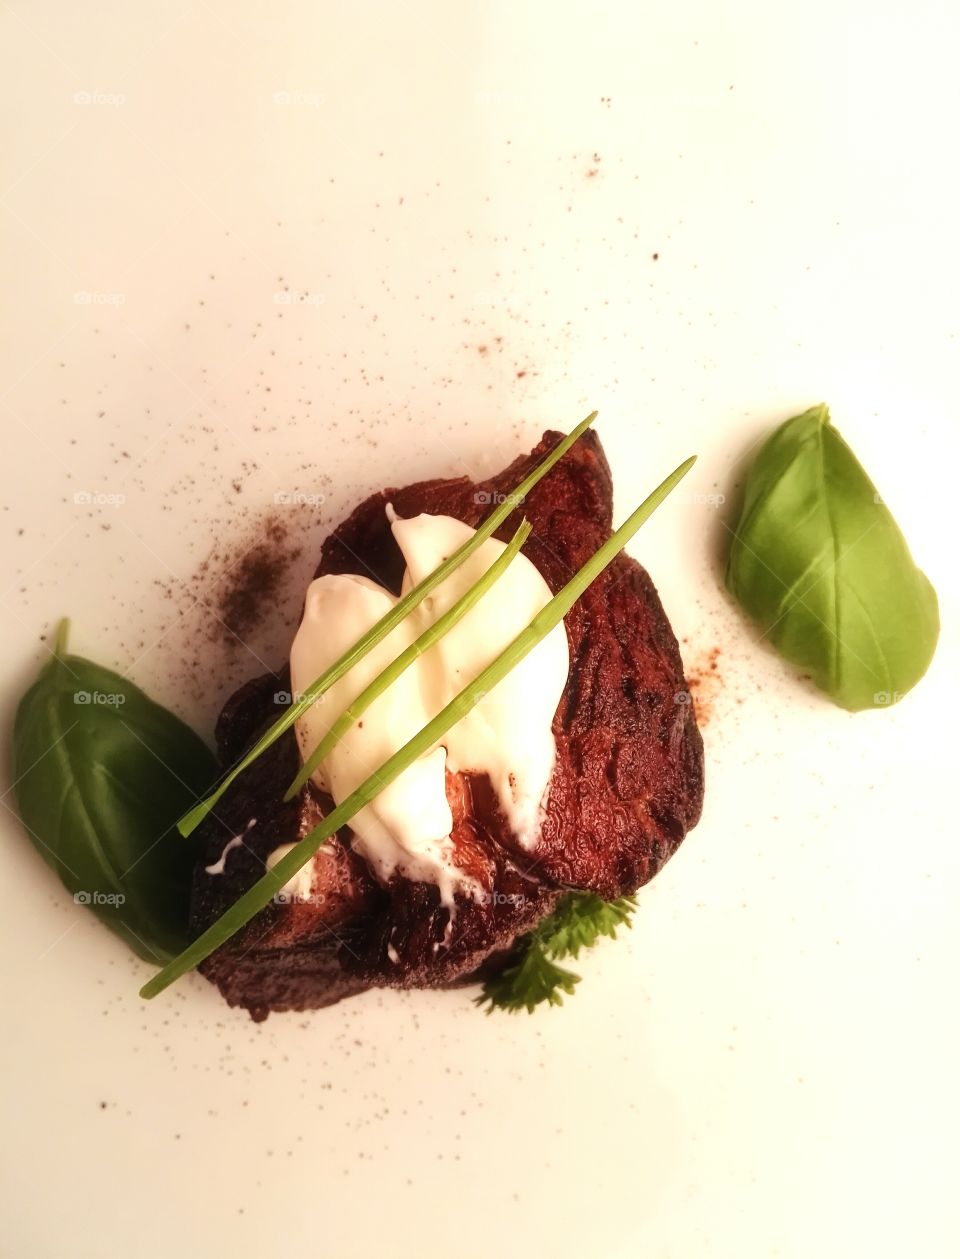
<box><xmin>140</xmin><ymin>453</ymin><xmax>695</xmax><ymax>1001</ymax></box>
<box><xmin>283</xmin><ymin>518</ymin><xmax>533</xmax><ymax>802</ymax></box>
<box><xmin>176</xmin><ymin>411</ymin><xmax>597</xmax><ymax>838</ymax></box>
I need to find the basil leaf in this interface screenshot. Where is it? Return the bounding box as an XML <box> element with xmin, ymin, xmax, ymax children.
<box><xmin>12</xmin><ymin>620</ymin><xmax>218</xmax><ymax>961</ymax></box>
<box><xmin>725</xmin><ymin>404</ymin><xmax>939</xmax><ymax>711</ymax></box>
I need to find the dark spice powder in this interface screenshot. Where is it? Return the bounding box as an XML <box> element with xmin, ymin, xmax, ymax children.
<box><xmin>216</xmin><ymin>517</ymin><xmax>302</xmax><ymax>643</ymax></box>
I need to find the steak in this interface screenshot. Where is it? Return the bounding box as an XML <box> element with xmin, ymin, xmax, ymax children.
<box><xmin>190</xmin><ymin>429</ymin><xmax>704</xmax><ymax>1019</ymax></box>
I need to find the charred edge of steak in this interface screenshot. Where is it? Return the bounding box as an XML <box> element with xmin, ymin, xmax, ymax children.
<box><xmin>189</xmin><ymin>428</ymin><xmax>704</xmax><ymax>1018</ymax></box>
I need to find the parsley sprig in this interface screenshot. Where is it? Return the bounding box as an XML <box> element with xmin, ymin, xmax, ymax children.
<box><xmin>475</xmin><ymin>892</ymin><xmax>637</xmax><ymax>1013</ymax></box>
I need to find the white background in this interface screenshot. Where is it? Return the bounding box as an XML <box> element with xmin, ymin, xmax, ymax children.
<box><xmin>1</xmin><ymin>3</ymin><xmax>957</xmax><ymax>1256</ymax></box>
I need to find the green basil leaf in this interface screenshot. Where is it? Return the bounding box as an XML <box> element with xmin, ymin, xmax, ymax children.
<box><xmin>725</xmin><ymin>404</ymin><xmax>939</xmax><ymax>711</ymax></box>
<box><xmin>12</xmin><ymin>620</ymin><xmax>218</xmax><ymax>961</ymax></box>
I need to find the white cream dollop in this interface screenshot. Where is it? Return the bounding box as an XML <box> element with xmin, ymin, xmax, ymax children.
<box><xmin>286</xmin><ymin>511</ymin><xmax>569</xmax><ymax>904</ymax></box>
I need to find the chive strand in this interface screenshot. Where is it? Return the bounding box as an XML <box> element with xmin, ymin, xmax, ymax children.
<box><xmin>283</xmin><ymin>518</ymin><xmax>532</xmax><ymax>802</ymax></box>
<box><xmin>176</xmin><ymin>411</ymin><xmax>597</xmax><ymax>838</ymax></box>
<box><xmin>140</xmin><ymin>453</ymin><xmax>694</xmax><ymax>1001</ymax></box>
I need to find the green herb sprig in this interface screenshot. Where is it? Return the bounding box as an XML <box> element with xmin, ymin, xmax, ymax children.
<box><xmin>725</xmin><ymin>404</ymin><xmax>939</xmax><ymax>710</ymax></box>
<box><xmin>283</xmin><ymin>517</ymin><xmax>532</xmax><ymax>802</ymax></box>
<box><xmin>476</xmin><ymin>892</ymin><xmax>638</xmax><ymax>1013</ymax></box>
<box><xmin>177</xmin><ymin>412</ymin><xmax>597</xmax><ymax>838</ymax></box>
<box><xmin>140</xmin><ymin>452</ymin><xmax>695</xmax><ymax>1000</ymax></box>
<box><xmin>13</xmin><ymin>619</ymin><xmax>218</xmax><ymax>962</ymax></box>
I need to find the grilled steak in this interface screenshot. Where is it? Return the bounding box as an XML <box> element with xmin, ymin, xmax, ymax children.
<box><xmin>190</xmin><ymin>429</ymin><xmax>704</xmax><ymax>1019</ymax></box>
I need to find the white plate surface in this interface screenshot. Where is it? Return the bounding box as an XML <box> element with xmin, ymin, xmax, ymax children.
<box><xmin>1</xmin><ymin>4</ymin><xmax>957</xmax><ymax>1257</ymax></box>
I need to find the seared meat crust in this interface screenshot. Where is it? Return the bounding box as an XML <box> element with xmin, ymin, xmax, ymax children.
<box><xmin>190</xmin><ymin>430</ymin><xmax>703</xmax><ymax>1018</ymax></box>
